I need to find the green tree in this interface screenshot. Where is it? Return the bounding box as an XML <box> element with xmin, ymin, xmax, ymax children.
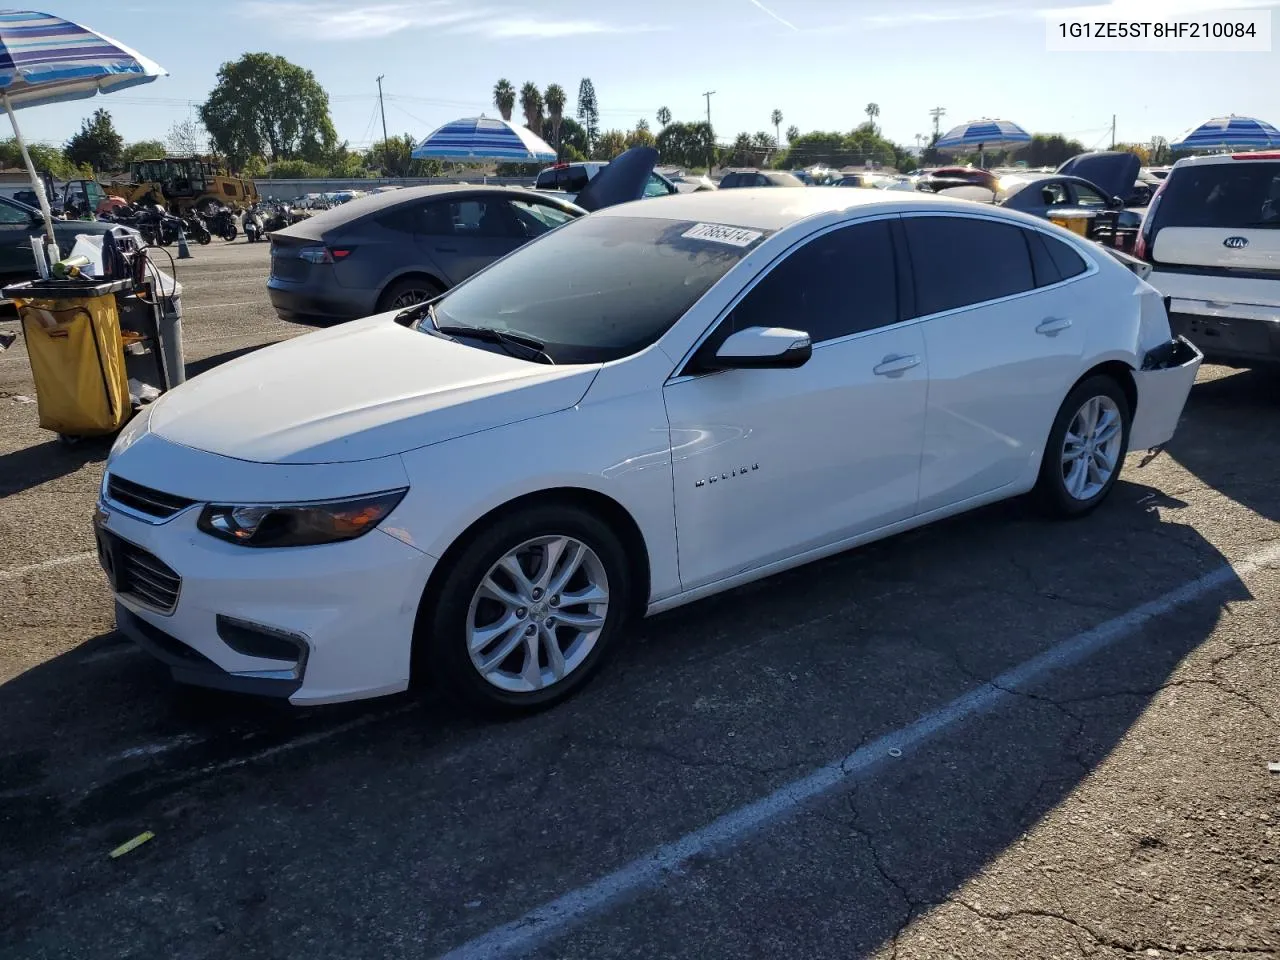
<box><xmin>0</xmin><ymin>139</ymin><xmax>85</xmax><ymax>179</ymax></box>
<box><xmin>1149</xmin><ymin>135</ymin><xmax>1171</xmax><ymax>165</ymax></box>
<box><xmin>65</xmin><ymin>108</ymin><xmax>122</xmax><ymax>171</ymax></box>
<box><xmin>121</xmin><ymin>139</ymin><xmax>167</xmax><ymax>163</ymax></box>
<box><xmin>595</xmin><ymin>129</ymin><xmax>627</xmax><ymax>160</ymax></box>
<box><xmin>865</xmin><ymin>102</ymin><xmax>880</xmax><ymax>134</ymax></box>
<box><xmin>542</xmin><ymin>115</ymin><xmax>588</xmax><ymax>158</ymax></box>
<box><xmin>544</xmin><ymin>83</ymin><xmax>567</xmax><ymax>156</ymax></box>
<box><xmin>576</xmin><ymin>78</ymin><xmax>599</xmax><ymax>153</ymax></box>
<box><xmin>626</xmin><ymin>118</ymin><xmax>655</xmax><ymax>150</ymax></box>
<box><xmin>493</xmin><ymin>79</ymin><xmax>515</xmax><ymax>121</ymax></box>
<box><xmin>770</xmin><ymin>108</ymin><xmax>783</xmax><ymax>146</ymax></box>
<box><xmin>200</xmin><ymin>53</ymin><xmax>337</xmax><ymax>167</ymax></box>
<box><xmin>655</xmin><ymin>121</ymin><xmax>715</xmax><ymax>169</ymax></box>
<box><xmin>656</xmin><ymin>106</ymin><xmax>671</xmax><ymax>129</ymax></box>
<box><xmin>785</xmin><ymin>124</ymin><xmax>799</xmax><ymax>144</ymax></box>
<box><xmin>519</xmin><ymin>81</ymin><xmax>543</xmax><ymax>133</ymax></box>
<box><xmin>363</xmin><ymin>133</ymin><xmax>442</xmax><ymax>177</ymax></box>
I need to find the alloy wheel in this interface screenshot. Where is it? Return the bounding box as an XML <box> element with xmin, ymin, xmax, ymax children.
<box><xmin>1060</xmin><ymin>394</ymin><xmax>1123</xmax><ymax>501</ymax></box>
<box><xmin>465</xmin><ymin>535</ymin><xmax>610</xmax><ymax>693</ymax></box>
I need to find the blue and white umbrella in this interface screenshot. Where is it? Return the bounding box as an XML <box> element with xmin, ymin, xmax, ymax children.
<box><xmin>936</xmin><ymin>118</ymin><xmax>1032</xmax><ymax>167</ymax></box>
<box><xmin>412</xmin><ymin>116</ymin><xmax>557</xmax><ymax>164</ymax></box>
<box><xmin>1170</xmin><ymin>115</ymin><xmax>1280</xmax><ymax>152</ymax></box>
<box><xmin>0</xmin><ymin>10</ymin><xmax>167</xmax><ymax>245</ymax></box>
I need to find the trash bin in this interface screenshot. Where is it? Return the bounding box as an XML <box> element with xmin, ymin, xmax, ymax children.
<box><xmin>1047</xmin><ymin>210</ymin><xmax>1095</xmax><ymax>237</ymax></box>
<box><xmin>4</xmin><ymin>278</ymin><xmax>135</xmax><ymax>440</ymax></box>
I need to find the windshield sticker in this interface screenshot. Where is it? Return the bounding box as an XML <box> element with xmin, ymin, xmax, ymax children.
<box><xmin>682</xmin><ymin>223</ymin><xmax>764</xmax><ymax>247</ymax></box>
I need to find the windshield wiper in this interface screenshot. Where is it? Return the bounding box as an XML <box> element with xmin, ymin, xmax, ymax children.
<box><xmin>434</xmin><ymin>323</ymin><xmax>555</xmax><ymax>365</ymax></box>
<box><xmin>1242</xmin><ymin>220</ymin><xmax>1280</xmax><ymax>229</ymax></box>
<box><xmin>394</xmin><ymin>299</ymin><xmax>435</xmax><ymax>326</ymax></box>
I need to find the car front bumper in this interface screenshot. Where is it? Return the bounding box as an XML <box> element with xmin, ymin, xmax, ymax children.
<box><xmin>96</xmin><ymin>487</ymin><xmax>437</xmax><ymax>706</ymax></box>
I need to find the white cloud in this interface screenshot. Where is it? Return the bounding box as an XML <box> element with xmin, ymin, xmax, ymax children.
<box><xmin>746</xmin><ymin>0</ymin><xmax>799</xmax><ymax>30</ymax></box>
<box><xmin>239</xmin><ymin>1</ymin><xmax>648</xmax><ymax>41</ymax></box>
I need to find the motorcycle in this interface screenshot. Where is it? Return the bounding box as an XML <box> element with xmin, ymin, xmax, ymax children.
<box><xmin>243</xmin><ymin>204</ymin><xmax>266</xmax><ymax>243</ymax></box>
<box><xmin>262</xmin><ymin>202</ymin><xmax>292</xmax><ymax>233</ymax></box>
<box><xmin>206</xmin><ymin>206</ymin><xmax>239</xmax><ymax>241</ymax></box>
<box><xmin>181</xmin><ymin>211</ymin><xmax>213</xmax><ymax>246</ymax></box>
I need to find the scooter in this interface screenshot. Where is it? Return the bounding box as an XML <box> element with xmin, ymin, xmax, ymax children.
<box><xmin>243</xmin><ymin>204</ymin><xmax>266</xmax><ymax>242</ymax></box>
<box><xmin>181</xmin><ymin>212</ymin><xmax>213</xmax><ymax>246</ymax></box>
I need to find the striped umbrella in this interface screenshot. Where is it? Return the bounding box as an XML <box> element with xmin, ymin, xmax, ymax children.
<box><xmin>935</xmin><ymin>118</ymin><xmax>1032</xmax><ymax>168</ymax></box>
<box><xmin>411</xmin><ymin>116</ymin><xmax>557</xmax><ymax>163</ymax></box>
<box><xmin>1170</xmin><ymin>115</ymin><xmax>1280</xmax><ymax>151</ymax></box>
<box><xmin>0</xmin><ymin>11</ymin><xmax>167</xmax><ymax>246</ymax></box>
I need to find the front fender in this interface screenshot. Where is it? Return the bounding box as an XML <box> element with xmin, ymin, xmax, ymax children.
<box><xmin>394</xmin><ymin>392</ymin><xmax>680</xmax><ymax>603</ymax></box>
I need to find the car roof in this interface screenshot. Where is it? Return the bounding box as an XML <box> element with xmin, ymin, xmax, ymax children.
<box><xmin>278</xmin><ymin>184</ymin><xmax>581</xmax><ymax>235</ymax></box>
<box><xmin>1171</xmin><ymin>151</ymin><xmax>1280</xmax><ymax>168</ymax></box>
<box><xmin>592</xmin><ymin>186</ymin><xmax>1032</xmax><ymax>231</ymax></box>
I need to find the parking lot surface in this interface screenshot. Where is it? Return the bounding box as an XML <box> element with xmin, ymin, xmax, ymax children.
<box><xmin>1</xmin><ymin>241</ymin><xmax>1277</xmax><ymax>959</ymax></box>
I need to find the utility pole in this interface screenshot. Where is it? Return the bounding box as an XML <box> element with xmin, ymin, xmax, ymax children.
<box><xmin>929</xmin><ymin>106</ymin><xmax>946</xmax><ymax>139</ymax></box>
<box><xmin>376</xmin><ymin>75</ymin><xmax>389</xmax><ymax>172</ymax></box>
<box><xmin>703</xmin><ymin>90</ymin><xmax>715</xmax><ymax>173</ymax></box>
<box><xmin>1110</xmin><ymin>114</ymin><xmax>1116</xmax><ymax>149</ymax></box>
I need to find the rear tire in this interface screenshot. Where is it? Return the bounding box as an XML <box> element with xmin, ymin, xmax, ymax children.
<box><xmin>416</xmin><ymin>503</ymin><xmax>633</xmax><ymax>715</ymax></box>
<box><xmin>377</xmin><ymin>277</ymin><xmax>442</xmax><ymax>313</ymax></box>
<box><xmin>1034</xmin><ymin>375</ymin><xmax>1132</xmax><ymax>518</ymax></box>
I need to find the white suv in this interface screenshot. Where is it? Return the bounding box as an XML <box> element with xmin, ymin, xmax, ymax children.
<box><xmin>1138</xmin><ymin>152</ymin><xmax>1280</xmax><ymax>366</ymax></box>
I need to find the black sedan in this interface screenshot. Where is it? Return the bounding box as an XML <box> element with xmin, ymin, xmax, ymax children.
<box><xmin>0</xmin><ymin>194</ymin><xmax>117</xmax><ymax>284</ymax></box>
<box><xmin>268</xmin><ymin>147</ymin><xmax>660</xmax><ymax>323</ymax></box>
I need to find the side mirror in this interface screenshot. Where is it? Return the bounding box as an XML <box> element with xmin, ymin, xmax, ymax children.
<box><xmin>704</xmin><ymin>326</ymin><xmax>812</xmax><ymax>371</ymax></box>
<box><xmin>1109</xmin><ymin>195</ymin><xmax>1125</xmax><ymax>209</ymax></box>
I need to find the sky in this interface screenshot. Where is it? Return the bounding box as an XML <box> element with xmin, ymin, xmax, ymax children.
<box><xmin>22</xmin><ymin>0</ymin><xmax>1280</xmax><ymax>154</ymax></box>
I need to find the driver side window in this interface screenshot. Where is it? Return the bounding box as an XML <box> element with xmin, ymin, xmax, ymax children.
<box><xmin>0</xmin><ymin>200</ymin><xmax>31</xmax><ymax>225</ymax></box>
<box><xmin>720</xmin><ymin>219</ymin><xmax>899</xmax><ymax>345</ymax></box>
<box><xmin>1072</xmin><ymin>183</ymin><xmax>1108</xmax><ymax>207</ymax></box>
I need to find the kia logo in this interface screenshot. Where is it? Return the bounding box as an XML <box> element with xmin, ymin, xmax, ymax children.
<box><xmin>1223</xmin><ymin>236</ymin><xmax>1249</xmax><ymax>249</ymax></box>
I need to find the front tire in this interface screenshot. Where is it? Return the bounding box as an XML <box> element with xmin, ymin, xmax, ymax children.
<box><xmin>418</xmin><ymin>503</ymin><xmax>632</xmax><ymax>714</ymax></box>
<box><xmin>1035</xmin><ymin>375</ymin><xmax>1131</xmax><ymax>518</ymax></box>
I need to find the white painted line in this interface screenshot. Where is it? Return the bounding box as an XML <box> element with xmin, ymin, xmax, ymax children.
<box><xmin>0</xmin><ymin>551</ymin><xmax>96</xmax><ymax>583</ymax></box>
<box><xmin>182</xmin><ymin>300</ymin><xmax>267</xmax><ymax>311</ymax></box>
<box><xmin>435</xmin><ymin>540</ymin><xmax>1280</xmax><ymax>960</ymax></box>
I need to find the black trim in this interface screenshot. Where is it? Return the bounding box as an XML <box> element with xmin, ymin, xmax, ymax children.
<box><xmin>888</xmin><ymin>215</ymin><xmax>915</xmax><ymax>323</ymax></box>
<box><xmin>116</xmin><ymin>602</ymin><xmax>303</xmax><ymax>699</ymax></box>
<box><xmin>216</xmin><ymin>615</ymin><xmax>309</xmax><ymax>666</ymax></box>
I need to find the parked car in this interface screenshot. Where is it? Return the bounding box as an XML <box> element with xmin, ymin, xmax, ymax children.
<box><xmin>1138</xmin><ymin>151</ymin><xmax>1280</xmax><ymax>367</ymax></box>
<box><xmin>0</xmin><ymin>194</ymin><xmax>119</xmax><ymax>285</ymax></box>
<box><xmin>98</xmin><ymin>188</ymin><xmax>1200</xmax><ymax>714</ymax></box>
<box><xmin>533</xmin><ymin>160</ymin><xmax>679</xmax><ymax>204</ymax></box>
<box><xmin>717</xmin><ymin>169</ymin><xmax>806</xmax><ymax>188</ymax></box>
<box><xmin>268</xmin><ymin>148</ymin><xmax>662</xmax><ymax>322</ymax></box>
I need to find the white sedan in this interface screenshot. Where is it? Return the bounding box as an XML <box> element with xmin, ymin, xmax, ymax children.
<box><xmin>95</xmin><ymin>189</ymin><xmax>1202</xmax><ymax>712</ymax></box>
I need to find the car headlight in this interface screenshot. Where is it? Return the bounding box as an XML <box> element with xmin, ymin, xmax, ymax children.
<box><xmin>197</xmin><ymin>489</ymin><xmax>408</xmax><ymax>548</ymax></box>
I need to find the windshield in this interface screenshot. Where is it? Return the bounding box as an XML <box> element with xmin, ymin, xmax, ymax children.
<box><xmin>425</xmin><ymin>216</ymin><xmax>768</xmax><ymax>363</ymax></box>
<box><xmin>1151</xmin><ymin>162</ymin><xmax>1280</xmax><ymax>229</ymax></box>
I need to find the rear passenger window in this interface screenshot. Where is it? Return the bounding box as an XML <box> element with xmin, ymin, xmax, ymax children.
<box><xmin>726</xmin><ymin>219</ymin><xmax>897</xmax><ymax>343</ymax></box>
<box><xmin>904</xmin><ymin>216</ymin><xmax>1035</xmax><ymax>316</ymax></box>
<box><xmin>1025</xmin><ymin>229</ymin><xmax>1062</xmax><ymax>287</ymax></box>
<box><xmin>1041</xmin><ymin>232</ymin><xmax>1088</xmax><ymax>280</ymax></box>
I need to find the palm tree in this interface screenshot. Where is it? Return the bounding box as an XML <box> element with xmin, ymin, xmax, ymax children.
<box><xmin>865</xmin><ymin>102</ymin><xmax>880</xmax><ymax>133</ymax></box>
<box><xmin>731</xmin><ymin>132</ymin><xmax>754</xmax><ymax>166</ymax></box>
<box><xmin>786</xmin><ymin>124</ymin><xmax>799</xmax><ymax>144</ymax></box>
<box><xmin>770</xmin><ymin>108</ymin><xmax>783</xmax><ymax>146</ymax></box>
<box><xmin>544</xmin><ymin>83</ymin><xmax>567</xmax><ymax>156</ymax></box>
<box><xmin>493</xmin><ymin>79</ymin><xmax>515</xmax><ymax>122</ymax></box>
<box><xmin>519</xmin><ymin>81</ymin><xmax>544</xmax><ymax>133</ymax></box>
<box><xmin>656</xmin><ymin>106</ymin><xmax>671</xmax><ymax>129</ymax></box>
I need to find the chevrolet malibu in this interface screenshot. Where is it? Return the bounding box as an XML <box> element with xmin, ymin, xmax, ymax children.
<box><xmin>96</xmin><ymin>189</ymin><xmax>1203</xmax><ymax>713</ymax></box>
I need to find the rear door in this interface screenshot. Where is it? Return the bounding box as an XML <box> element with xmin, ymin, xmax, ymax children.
<box><xmin>904</xmin><ymin>214</ymin><xmax>1088</xmax><ymax>512</ymax></box>
<box><xmin>416</xmin><ymin>197</ymin><xmax>526</xmax><ymax>284</ymax></box>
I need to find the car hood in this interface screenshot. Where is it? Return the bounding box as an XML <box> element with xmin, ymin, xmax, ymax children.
<box><xmin>1055</xmin><ymin>151</ymin><xmax>1141</xmax><ymax>203</ymax></box>
<box><xmin>573</xmin><ymin>146</ymin><xmax>659</xmax><ymax>212</ymax></box>
<box><xmin>147</xmin><ymin>313</ymin><xmax>601</xmax><ymax>465</ymax></box>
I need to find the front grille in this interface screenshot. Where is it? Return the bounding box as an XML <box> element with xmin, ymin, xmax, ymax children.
<box><xmin>114</xmin><ymin>537</ymin><xmax>182</xmax><ymax>614</ymax></box>
<box><xmin>270</xmin><ymin>255</ymin><xmax>310</xmax><ymax>282</ymax></box>
<box><xmin>107</xmin><ymin>474</ymin><xmax>196</xmax><ymax>520</ymax></box>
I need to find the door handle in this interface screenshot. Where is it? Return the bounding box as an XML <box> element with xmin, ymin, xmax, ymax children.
<box><xmin>1036</xmin><ymin>316</ymin><xmax>1072</xmax><ymax>335</ymax></box>
<box><xmin>873</xmin><ymin>354</ymin><xmax>921</xmax><ymax>377</ymax></box>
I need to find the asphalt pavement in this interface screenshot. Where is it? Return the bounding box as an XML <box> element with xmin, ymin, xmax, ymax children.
<box><xmin>0</xmin><ymin>241</ymin><xmax>1277</xmax><ymax>959</ymax></box>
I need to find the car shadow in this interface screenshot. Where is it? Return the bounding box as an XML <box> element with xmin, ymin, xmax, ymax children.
<box><xmin>0</xmin><ymin>452</ymin><xmax>1247</xmax><ymax>957</ymax></box>
<box><xmin>0</xmin><ymin>434</ymin><xmax>111</xmax><ymax>498</ymax></box>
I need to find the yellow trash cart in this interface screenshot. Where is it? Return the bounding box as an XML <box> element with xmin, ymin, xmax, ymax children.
<box><xmin>6</xmin><ymin>279</ymin><xmax>134</xmax><ymax>443</ymax></box>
